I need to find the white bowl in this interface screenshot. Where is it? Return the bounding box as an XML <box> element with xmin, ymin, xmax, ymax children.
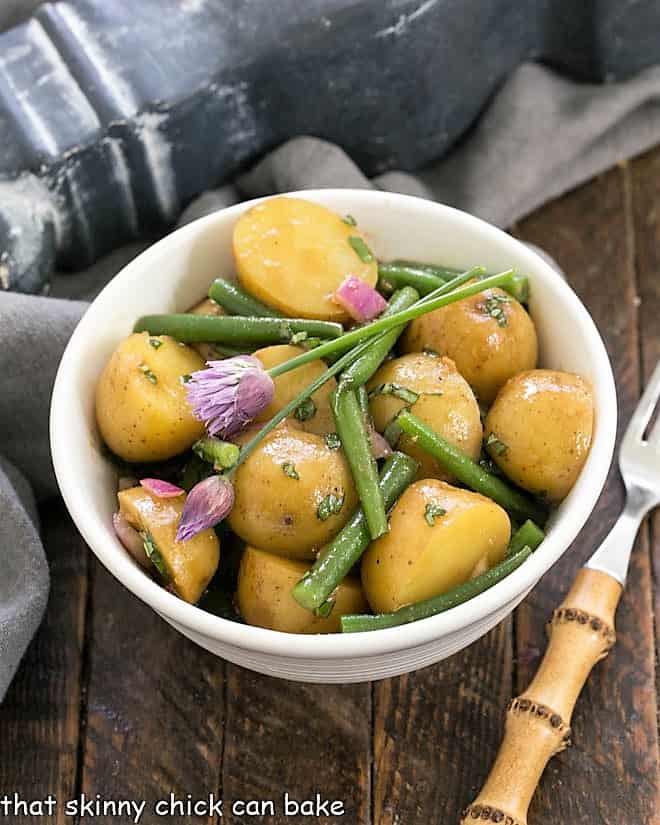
<box><xmin>50</xmin><ymin>190</ymin><xmax>617</xmax><ymax>683</ymax></box>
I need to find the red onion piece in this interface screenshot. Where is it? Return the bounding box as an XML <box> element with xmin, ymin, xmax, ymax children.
<box><xmin>140</xmin><ymin>478</ymin><xmax>185</xmax><ymax>498</ymax></box>
<box><xmin>370</xmin><ymin>428</ymin><xmax>393</xmax><ymax>460</ymax></box>
<box><xmin>112</xmin><ymin>512</ymin><xmax>150</xmax><ymax>568</ymax></box>
<box><xmin>333</xmin><ymin>276</ymin><xmax>387</xmax><ymax>322</ymax></box>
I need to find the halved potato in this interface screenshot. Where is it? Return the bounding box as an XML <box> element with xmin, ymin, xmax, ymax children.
<box><xmin>96</xmin><ymin>332</ymin><xmax>205</xmax><ymax>462</ymax></box>
<box><xmin>253</xmin><ymin>344</ymin><xmax>336</xmax><ymax>435</ymax></box>
<box><xmin>368</xmin><ymin>354</ymin><xmax>482</xmax><ymax>480</ymax></box>
<box><xmin>228</xmin><ymin>424</ymin><xmax>358</xmax><ymax>559</ymax></box>
<box><xmin>233</xmin><ymin>196</ymin><xmax>378</xmax><ymax>321</ymax></box>
<box><xmin>118</xmin><ymin>486</ymin><xmax>220</xmax><ymax>604</ymax></box>
<box><xmin>237</xmin><ymin>546</ymin><xmax>367</xmax><ymax>633</ymax></box>
<box><xmin>361</xmin><ymin>480</ymin><xmax>510</xmax><ymax>613</ymax></box>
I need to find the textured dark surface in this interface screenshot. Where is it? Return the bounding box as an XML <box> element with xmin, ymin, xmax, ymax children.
<box><xmin>0</xmin><ymin>153</ymin><xmax>658</xmax><ymax>823</ymax></box>
<box><xmin>2</xmin><ymin>0</ymin><xmax>660</xmax><ymax>291</ymax></box>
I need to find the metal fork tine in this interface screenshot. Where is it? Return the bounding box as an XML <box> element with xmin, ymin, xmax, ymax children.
<box><xmin>622</xmin><ymin>360</ymin><xmax>660</xmax><ymax>448</ymax></box>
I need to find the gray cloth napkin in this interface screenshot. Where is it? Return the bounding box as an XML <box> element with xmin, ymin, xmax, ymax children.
<box><xmin>2</xmin><ymin>59</ymin><xmax>660</xmax><ymax>699</ymax></box>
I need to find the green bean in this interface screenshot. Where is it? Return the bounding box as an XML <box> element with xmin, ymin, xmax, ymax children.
<box><xmin>292</xmin><ymin>452</ymin><xmax>418</xmax><ymax>611</ymax></box>
<box><xmin>508</xmin><ymin>519</ymin><xmax>544</xmax><ymax>556</ymax></box>
<box><xmin>391</xmin><ymin>260</ymin><xmax>463</xmax><ymax>279</ymax></box>
<box><xmin>193</xmin><ymin>437</ymin><xmax>240</xmax><ymax>469</ymax></box>
<box><xmin>378</xmin><ymin>262</ymin><xmax>530</xmax><ymax>303</ymax></box>
<box><xmin>356</xmin><ymin>385</ymin><xmax>370</xmax><ymax>418</ymax></box>
<box><xmin>208</xmin><ymin>278</ymin><xmax>282</xmax><ymax>317</ymax></box>
<box><xmin>339</xmin><ymin>287</ymin><xmax>419</xmax><ymax>389</ymax></box>
<box><xmin>396</xmin><ymin>410</ymin><xmax>547</xmax><ymax>524</ymax></box>
<box><xmin>134</xmin><ymin>314</ymin><xmax>343</xmax><ymax>345</ymax></box>
<box><xmin>268</xmin><ymin>267</ymin><xmax>515</xmax><ymax>379</ymax></box>
<box><xmin>331</xmin><ymin>388</ymin><xmax>387</xmax><ymax>539</ymax></box>
<box><xmin>341</xmin><ymin>545</ymin><xmax>533</xmax><ymax>632</ymax></box>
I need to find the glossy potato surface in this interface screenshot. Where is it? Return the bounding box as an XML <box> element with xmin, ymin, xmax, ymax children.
<box><xmin>368</xmin><ymin>354</ymin><xmax>482</xmax><ymax>480</ymax></box>
<box><xmin>96</xmin><ymin>332</ymin><xmax>205</xmax><ymax>462</ymax></box>
<box><xmin>228</xmin><ymin>425</ymin><xmax>358</xmax><ymax>559</ymax></box>
<box><xmin>118</xmin><ymin>486</ymin><xmax>220</xmax><ymax>604</ymax></box>
<box><xmin>361</xmin><ymin>480</ymin><xmax>510</xmax><ymax>613</ymax></box>
<box><xmin>233</xmin><ymin>197</ymin><xmax>378</xmax><ymax>321</ymax></box>
<box><xmin>254</xmin><ymin>344</ymin><xmax>336</xmax><ymax>435</ymax></box>
<box><xmin>237</xmin><ymin>546</ymin><xmax>367</xmax><ymax>633</ymax></box>
<box><xmin>401</xmin><ymin>287</ymin><xmax>538</xmax><ymax>403</ymax></box>
<box><xmin>485</xmin><ymin>369</ymin><xmax>594</xmax><ymax>503</ymax></box>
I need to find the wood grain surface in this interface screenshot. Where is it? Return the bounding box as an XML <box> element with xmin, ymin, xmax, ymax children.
<box><xmin>1</xmin><ymin>153</ymin><xmax>659</xmax><ymax>825</ymax></box>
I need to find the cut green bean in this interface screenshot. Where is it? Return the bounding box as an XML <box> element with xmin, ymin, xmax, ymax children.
<box><xmin>134</xmin><ymin>314</ymin><xmax>343</xmax><ymax>346</ymax></box>
<box><xmin>332</xmin><ymin>388</ymin><xmax>387</xmax><ymax>540</ymax></box>
<box><xmin>339</xmin><ymin>287</ymin><xmax>419</xmax><ymax>389</ymax></box>
<box><xmin>292</xmin><ymin>452</ymin><xmax>418</xmax><ymax>611</ymax></box>
<box><xmin>356</xmin><ymin>385</ymin><xmax>370</xmax><ymax>418</ymax></box>
<box><xmin>193</xmin><ymin>437</ymin><xmax>240</xmax><ymax>469</ymax></box>
<box><xmin>208</xmin><ymin>278</ymin><xmax>282</xmax><ymax>317</ymax></box>
<box><xmin>508</xmin><ymin>519</ymin><xmax>544</xmax><ymax>556</ymax></box>
<box><xmin>396</xmin><ymin>410</ymin><xmax>547</xmax><ymax>524</ymax></box>
<box><xmin>341</xmin><ymin>545</ymin><xmax>533</xmax><ymax>632</ymax></box>
<box><xmin>268</xmin><ymin>267</ymin><xmax>516</xmax><ymax>379</ymax></box>
<box><xmin>391</xmin><ymin>260</ymin><xmax>463</xmax><ymax>279</ymax></box>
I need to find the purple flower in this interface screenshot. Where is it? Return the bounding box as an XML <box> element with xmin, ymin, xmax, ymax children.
<box><xmin>176</xmin><ymin>475</ymin><xmax>235</xmax><ymax>542</ymax></box>
<box><xmin>140</xmin><ymin>478</ymin><xmax>185</xmax><ymax>498</ymax></box>
<box><xmin>185</xmin><ymin>355</ymin><xmax>274</xmax><ymax>438</ymax></box>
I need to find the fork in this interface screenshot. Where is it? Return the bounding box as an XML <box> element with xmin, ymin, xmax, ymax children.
<box><xmin>459</xmin><ymin>362</ymin><xmax>660</xmax><ymax>825</ymax></box>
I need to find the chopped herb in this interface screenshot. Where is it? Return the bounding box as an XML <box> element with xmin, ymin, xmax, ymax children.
<box><xmin>479</xmin><ymin>455</ymin><xmax>502</xmax><ymax>476</ymax></box>
<box><xmin>180</xmin><ymin>373</ymin><xmax>192</xmax><ymax>384</ymax></box>
<box><xmin>422</xmin><ymin>347</ymin><xmax>439</xmax><ymax>357</ymax></box>
<box><xmin>482</xmin><ymin>293</ymin><xmax>510</xmax><ymax>327</ymax></box>
<box><xmin>139</xmin><ymin>364</ymin><xmax>157</xmax><ymax>384</ymax></box>
<box><xmin>149</xmin><ymin>337</ymin><xmax>163</xmax><ymax>349</ymax></box>
<box><xmin>282</xmin><ymin>461</ymin><xmax>300</xmax><ymax>480</ymax></box>
<box><xmin>347</xmin><ymin>236</ymin><xmax>374</xmax><ymax>263</ymax></box>
<box><xmin>424</xmin><ymin>502</ymin><xmax>447</xmax><ymax>526</ymax></box>
<box><xmin>294</xmin><ymin>397</ymin><xmax>317</xmax><ymax>421</ymax></box>
<box><xmin>324</xmin><ymin>432</ymin><xmax>341</xmax><ymax>450</ymax></box>
<box><xmin>341</xmin><ymin>214</ymin><xmax>357</xmax><ymax>226</ymax></box>
<box><xmin>302</xmin><ymin>336</ymin><xmax>322</xmax><ymax>350</ymax></box>
<box><xmin>486</xmin><ymin>432</ymin><xmax>509</xmax><ymax>456</ymax></box>
<box><xmin>314</xmin><ymin>600</ymin><xmax>335</xmax><ymax>618</ymax></box>
<box><xmin>142</xmin><ymin>531</ymin><xmax>169</xmax><ymax>580</ymax></box>
<box><xmin>317</xmin><ymin>492</ymin><xmax>344</xmax><ymax>521</ymax></box>
<box><xmin>383</xmin><ymin>419</ymin><xmax>402</xmax><ymax>447</ymax></box>
<box><xmin>290</xmin><ymin>330</ymin><xmax>308</xmax><ymax>345</ymax></box>
<box><xmin>368</xmin><ymin>382</ymin><xmax>419</xmax><ymax>405</ymax></box>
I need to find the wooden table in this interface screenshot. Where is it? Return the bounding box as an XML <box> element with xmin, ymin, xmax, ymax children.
<box><xmin>2</xmin><ymin>150</ymin><xmax>659</xmax><ymax>825</ymax></box>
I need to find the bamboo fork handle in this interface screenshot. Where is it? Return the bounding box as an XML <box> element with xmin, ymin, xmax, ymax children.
<box><xmin>459</xmin><ymin>568</ymin><xmax>623</xmax><ymax>825</ymax></box>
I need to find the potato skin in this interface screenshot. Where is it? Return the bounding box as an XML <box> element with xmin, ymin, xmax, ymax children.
<box><xmin>401</xmin><ymin>287</ymin><xmax>538</xmax><ymax>403</ymax></box>
<box><xmin>96</xmin><ymin>332</ymin><xmax>205</xmax><ymax>462</ymax></box>
<box><xmin>237</xmin><ymin>546</ymin><xmax>367</xmax><ymax>633</ymax></box>
<box><xmin>485</xmin><ymin>369</ymin><xmax>594</xmax><ymax>503</ymax></box>
<box><xmin>361</xmin><ymin>480</ymin><xmax>510</xmax><ymax>613</ymax></box>
<box><xmin>368</xmin><ymin>354</ymin><xmax>482</xmax><ymax>480</ymax></box>
<box><xmin>118</xmin><ymin>486</ymin><xmax>220</xmax><ymax>604</ymax></box>
<box><xmin>228</xmin><ymin>425</ymin><xmax>358</xmax><ymax>559</ymax></box>
<box><xmin>233</xmin><ymin>197</ymin><xmax>378</xmax><ymax>322</ymax></box>
<box><xmin>253</xmin><ymin>344</ymin><xmax>337</xmax><ymax>435</ymax></box>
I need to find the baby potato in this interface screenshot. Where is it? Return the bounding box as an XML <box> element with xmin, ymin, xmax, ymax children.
<box><xmin>118</xmin><ymin>486</ymin><xmax>220</xmax><ymax>604</ymax></box>
<box><xmin>401</xmin><ymin>286</ymin><xmax>538</xmax><ymax>403</ymax></box>
<box><xmin>368</xmin><ymin>354</ymin><xmax>482</xmax><ymax>480</ymax></box>
<box><xmin>484</xmin><ymin>369</ymin><xmax>594</xmax><ymax>503</ymax></box>
<box><xmin>96</xmin><ymin>332</ymin><xmax>205</xmax><ymax>462</ymax></box>
<box><xmin>253</xmin><ymin>344</ymin><xmax>336</xmax><ymax>435</ymax></box>
<box><xmin>233</xmin><ymin>196</ymin><xmax>378</xmax><ymax>321</ymax></box>
<box><xmin>237</xmin><ymin>546</ymin><xmax>367</xmax><ymax>633</ymax></box>
<box><xmin>228</xmin><ymin>425</ymin><xmax>358</xmax><ymax>559</ymax></box>
<box><xmin>362</xmin><ymin>480</ymin><xmax>510</xmax><ymax>613</ymax></box>
<box><xmin>187</xmin><ymin>297</ymin><xmax>226</xmax><ymax>361</ymax></box>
